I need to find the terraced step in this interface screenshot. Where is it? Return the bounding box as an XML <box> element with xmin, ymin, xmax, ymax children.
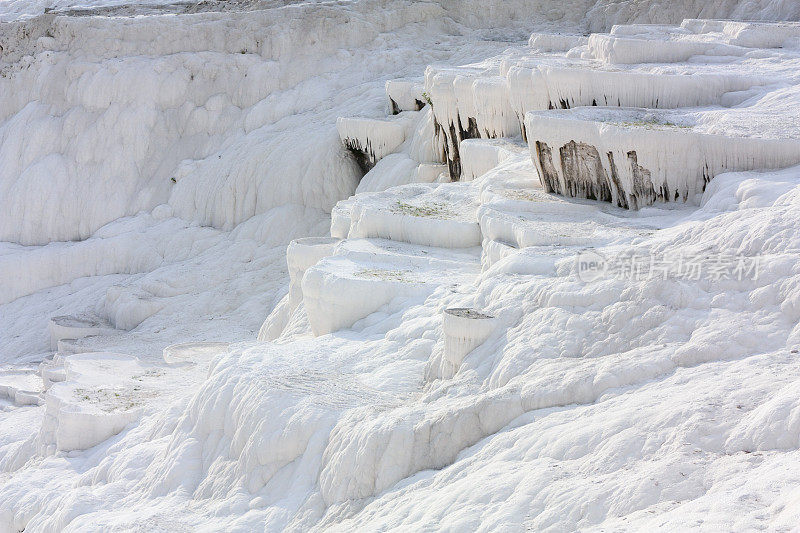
<box><xmin>507</xmin><ymin>65</ymin><xmax>761</xmax><ymax>139</ymax></box>
<box><xmin>475</xmin><ymin>159</ymin><xmax>672</xmax><ymax>271</ymax></box>
<box><xmin>528</xmin><ymin>32</ymin><xmax>588</xmax><ymax>52</ymax></box>
<box><xmin>414</xmin><ymin>162</ymin><xmax>447</xmax><ymax>183</ymax></box>
<box><xmin>302</xmin><ymin>239</ymin><xmax>479</xmax><ymax>335</ymax></box>
<box><xmin>459</xmin><ymin>138</ymin><xmax>525</xmax><ymax>182</ymax></box>
<box><xmin>333</xmin><ymin>182</ymin><xmax>481</xmax><ymax>248</ymax></box>
<box><xmin>429</xmin><ymin>308</ymin><xmax>497</xmax><ymax>380</ymax></box>
<box><xmin>587</xmin><ymin>19</ymin><xmax>800</xmax><ymax>65</ymax></box>
<box><xmin>588</xmin><ymin>32</ymin><xmax>745</xmax><ymax>64</ymax></box>
<box><xmin>386</xmin><ymin>79</ymin><xmax>426</xmax><ymax>114</ymax></box>
<box><xmin>608</xmin><ymin>24</ymin><xmax>679</xmax><ymax>37</ymax></box>
<box><xmin>41</xmin><ymin>353</ymin><xmax>166</xmax><ymax>452</ymax></box>
<box><xmin>425</xmin><ymin>65</ymin><xmax>519</xmax><ymax>177</ymax></box>
<box><xmin>41</xmin><ymin>363</ymin><xmax>67</xmax><ymax>389</ymax></box>
<box><xmin>524</xmin><ymin>105</ymin><xmax>800</xmax><ymax>209</ymax></box>
<box><xmin>162</xmin><ymin>342</ymin><xmax>230</xmax><ymax>365</ymax></box>
<box><xmin>426</xmin><ymin>52</ymin><xmax>768</xmax><ymax>178</ymax></box>
<box><xmin>48</xmin><ymin>315</ymin><xmax>115</xmax><ymax>351</ymax></box>
<box><xmin>286</xmin><ymin>236</ymin><xmax>341</xmax><ymax>312</ymax></box>
<box><xmin>56</xmin><ymin>337</ymin><xmax>97</xmax><ymax>355</ymax></box>
<box><xmin>478</xmin><ymin>187</ymin><xmax>651</xmax><ymax>248</ymax></box>
<box><xmin>0</xmin><ymin>371</ymin><xmax>44</xmax><ymax>406</ymax></box>
<box><xmin>337</xmin><ymin>116</ymin><xmax>409</xmax><ymax>173</ymax></box>
<box><xmin>257</xmin><ymin>237</ymin><xmax>343</xmax><ymax>341</ymax></box>
<box><xmin>681</xmin><ymin>19</ymin><xmax>800</xmax><ymax>48</ymax></box>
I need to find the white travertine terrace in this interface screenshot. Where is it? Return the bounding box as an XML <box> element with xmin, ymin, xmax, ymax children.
<box><xmin>528</xmin><ymin>32</ymin><xmax>589</xmax><ymax>51</ymax></box>
<box><xmin>525</xmin><ymin>107</ymin><xmax>800</xmax><ymax>208</ymax></box>
<box><xmin>4</xmin><ymin>2</ymin><xmax>800</xmax><ymax>531</ymax></box>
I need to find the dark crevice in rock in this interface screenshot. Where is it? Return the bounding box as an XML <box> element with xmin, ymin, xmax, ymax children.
<box><xmin>701</xmin><ymin>163</ymin><xmax>713</xmax><ymax>191</ymax></box>
<box><xmin>466</xmin><ymin>117</ymin><xmax>480</xmax><ymax>138</ymax></box>
<box><xmin>559</xmin><ymin>141</ymin><xmax>612</xmax><ymax>203</ymax></box>
<box><xmin>606</xmin><ymin>151</ymin><xmax>629</xmax><ymax>209</ymax></box>
<box><xmin>534</xmin><ymin>141</ymin><xmax>560</xmax><ymax>195</ymax></box>
<box><xmin>447</xmin><ymin>121</ymin><xmax>462</xmax><ymax>178</ymax></box>
<box><xmin>389</xmin><ymin>98</ymin><xmax>426</xmax><ymax>116</ymax></box>
<box><xmin>627</xmin><ymin>150</ymin><xmax>658</xmax><ymax>210</ymax></box>
<box><xmin>435</xmin><ymin>114</ymin><xmax>482</xmax><ymax>181</ymax></box>
<box><xmin>342</xmin><ymin>139</ymin><xmax>375</xmax><ymax>175</ymax></box>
